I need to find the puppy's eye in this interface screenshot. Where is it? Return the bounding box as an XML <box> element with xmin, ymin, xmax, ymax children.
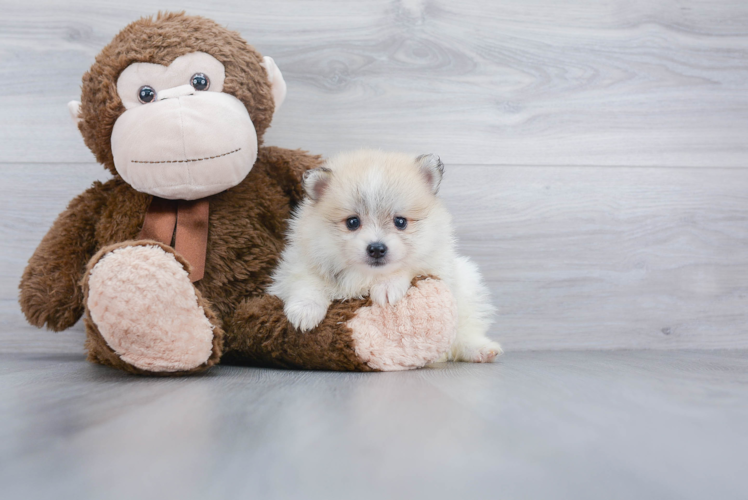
<box><xmin>190</xmin><ymin>73</ymin><xmax>210</xmax><ymax>91</ymax></box>
<box><xmin>138</xmin><ymin>86</ymin><xmax>156</xmax><ymax>103</ymax></box>
<box><xmin>346</xmin><ymin>216</ymin><xmax>361</xmax><ymax>231</ymax></box>
<box><xmin>394</xmin><ymin>216</ymin><xmax>408</xmax><ymax>230</ymax></box>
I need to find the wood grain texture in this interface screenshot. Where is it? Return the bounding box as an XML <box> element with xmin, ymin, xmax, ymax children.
<box><xmin>3</xmin><ymin>163</ymin><xmax>747</xmax><ymax>351</ymax></box>
<box><xmin>2</xmin><ymin>1</ymin><xmax>748</xmax><ymax>352</ymax></box>
<box><xmin>1</xmin><ymin>0</ymin><xmax>748</xmax><ymax>166</ymax></box>
<box><xmin>1</xmin><ymin>350</ymin><xmax>747</xmax><ymax>500</ymax></box>
<box><xmin>442</xmin><ymin>165</ymin><xmax>748</xmax><ymax>350</ymax></box>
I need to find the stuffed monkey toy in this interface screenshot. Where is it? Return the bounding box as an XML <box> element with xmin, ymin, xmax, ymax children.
<box><xmin>19</xmin><ymin>12</ymin><xmax>457</xmax><ymax>375</ymax></box>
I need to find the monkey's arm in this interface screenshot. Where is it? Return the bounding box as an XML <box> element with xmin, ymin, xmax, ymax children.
<box><xmin>258</xmin><ymin>146</ymin><xmax>323</xmax><ymax>207</ymax></box>
<box><xmin>224</xmin><ymin>294</ymin><xmax>374</xmax><ymax>371</ymax></box>
<box><xmin>19</xmin><ymin>183</ymin><xmax>108</xmax><ymax>331</ymax></box>
<box><xmin>224</xmin><ymin>277</ymin><xmax>457</xmax><ymax>371</ymax></box>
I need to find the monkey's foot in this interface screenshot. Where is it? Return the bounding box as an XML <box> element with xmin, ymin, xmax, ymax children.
<box><xmin>85</xmin><ymin>242</ymin><xmax>218</xmax><ymax>373</ymax></box>
<box><xmin>348</xmin><ymin>278</ymin><xmax>457</xmax><ymax>371</ymax></box>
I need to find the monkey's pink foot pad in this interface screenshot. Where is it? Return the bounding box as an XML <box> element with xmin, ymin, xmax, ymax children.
<box><xmin>348</xmin><ymin>278</ymin><xmax>458</xmax><ymax>371</ymax></box>
<box><xmin>86</xmin><ymin>244</ymin><xmax>214</xmax><ymax>372</ymax></box>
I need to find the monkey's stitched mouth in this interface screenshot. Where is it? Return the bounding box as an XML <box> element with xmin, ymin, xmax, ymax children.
<box><xmin>131</xmin><ymin>148</ymin><xmax>241</xmax><ymax>164</ymax></box>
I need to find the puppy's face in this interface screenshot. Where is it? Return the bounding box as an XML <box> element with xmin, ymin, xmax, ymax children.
<box><xmin>300</xmin><ymin>151</ymin><xmax>447</xmax><ymax>276</ymax></box>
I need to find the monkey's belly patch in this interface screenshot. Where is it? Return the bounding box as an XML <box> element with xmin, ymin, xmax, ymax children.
<box><xmin>86</xmin><ymin>244</ymin><xmax>214</xmax><ymax>372</ymax></box>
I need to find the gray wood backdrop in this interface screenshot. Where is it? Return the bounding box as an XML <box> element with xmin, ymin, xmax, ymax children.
<box><xmin>2</xmin><ymin>0</ymin><xmax>747</xmax><ymax>352</ymax></box>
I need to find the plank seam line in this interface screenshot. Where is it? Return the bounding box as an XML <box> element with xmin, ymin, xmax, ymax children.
<box><xmin>1</xmin><ymin>162</ymin><xmax>747</xmax><ymax>170</ymax></box>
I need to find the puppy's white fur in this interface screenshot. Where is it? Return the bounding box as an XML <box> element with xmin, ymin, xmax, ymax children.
<box><xmin>269</xmin><ymin>150</ymin><xmax>501</xmax><ymax>362</ymax></box>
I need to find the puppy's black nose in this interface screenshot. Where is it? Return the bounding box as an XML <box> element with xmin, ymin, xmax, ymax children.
<box><xmin>367</xmin><ymin>242</ymin><xmax>388</xmax><ymax>259</ymax></box>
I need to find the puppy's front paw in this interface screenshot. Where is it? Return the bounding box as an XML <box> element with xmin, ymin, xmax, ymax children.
<box><xmin>284</xmin><ymin>298</ymin><xmax>329</xmax><ymax>332</ymax></box>
<box><xmin>370</xmin><ymin>277</ymin><xmax>411</xmax><ymax>306</ymax></box>
<box><xmin>369</xmin><ymin>284</ymin><xmax>390</xmax><ymax>307</ymax></box>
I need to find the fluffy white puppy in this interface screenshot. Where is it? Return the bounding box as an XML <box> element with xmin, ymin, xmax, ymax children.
<box><xmin>269</xmin><ymin>150</ymin><xmax>501</xmax><ymax>362</ymax></box>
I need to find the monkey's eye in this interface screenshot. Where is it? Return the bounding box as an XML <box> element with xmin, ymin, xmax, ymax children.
<box><xmin>190</xmin><ymin>73</ymin><xmax>210</xmax><ymax>91</ymax></box>
<box><xmin>346</xmin><ymin>216</ymin><xmax>361</xmax><ymax>231</ymax></box>
<box><xmin>394</xmin><ymin>216</ymin><xmax>408</xmax><ymax>230</ymax></box>
<box><xmin>138</xmin><ymin>86</ymin><xmax>156</xmax><ymax>104</ymax></box>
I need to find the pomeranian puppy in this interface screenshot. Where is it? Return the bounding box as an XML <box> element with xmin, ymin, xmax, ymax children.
<box><xmin>268</xmin><ymin>150</ymin><xmax>501</xmax><ymax>362</ymax></box>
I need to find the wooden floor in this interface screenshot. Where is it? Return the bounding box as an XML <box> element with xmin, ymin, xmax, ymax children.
<box><xmin>2</xmin><ymin>350</ymin><xmax>747</xmax><ymax>500</ymax></box>
<box><xmin>2</xmin><ymin>1</ymin><xmax>748</xmax><ymax>498</ymax></box>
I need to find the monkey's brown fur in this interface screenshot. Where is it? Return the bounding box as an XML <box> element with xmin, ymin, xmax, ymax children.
<box><xmin>19</xmin><ymin>13</ymin><xmax>375</xmax><ymax>373</ymax></box>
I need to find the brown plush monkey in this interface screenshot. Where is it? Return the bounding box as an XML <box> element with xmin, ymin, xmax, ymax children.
<box><xmin>19</xmin><ymin>12</ymin><xmax>457</xmax><ymax>375</ymax></box>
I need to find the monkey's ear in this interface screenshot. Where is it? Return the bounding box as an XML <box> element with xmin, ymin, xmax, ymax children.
<box><xmin>261</xmin><ymin>56</ymin><xmax>287</xmax><ymax>112</ymax></box>
<box><xmin>302</xmin><ymin>167</ymin><xmax>332</xmax><ymax>201</ymax></box>
<box><xmin>416</xmin><ymin>154</ymin><xmax>445</xmax><ymax>194</ymax></box>
<box><xmin>67</xmin><ymin>100</ymin><xmax>82</xmax><ymax>125</ymax></box>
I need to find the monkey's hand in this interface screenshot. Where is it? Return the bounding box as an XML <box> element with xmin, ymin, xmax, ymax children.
<box><xmin>19</xmin><ymin>183</ymin><xmax>108</xmax><ymax>331</ymax></box>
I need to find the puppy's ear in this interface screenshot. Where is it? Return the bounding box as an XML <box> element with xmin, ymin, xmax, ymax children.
<box><xmin>416</xmin><ymin>154</ymin><xmax>444</xmax><ymax>194</ymax></box>
<box><xmin>302</xmin><ymin>167</ymin><xmax>332</xmax><ymax>201</ymax></box>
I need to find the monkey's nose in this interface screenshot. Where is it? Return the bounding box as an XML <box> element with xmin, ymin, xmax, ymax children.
<box><xmin>367</xmin><ymin>242</ymin><xmax>388</xmax><ymax>259</ymax></box>
<box><xmin>157</xmin><ymin>84</ymin><xmax>196</xmax><ymax>101</ymax></box>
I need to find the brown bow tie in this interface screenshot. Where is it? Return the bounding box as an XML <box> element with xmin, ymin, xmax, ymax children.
<box><xmin>138</xmin><ymin>197</ymin><xmax>210</xmax><ymax>282</ymax></box>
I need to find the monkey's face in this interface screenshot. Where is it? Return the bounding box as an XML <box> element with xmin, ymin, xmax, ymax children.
<box><xmin>72</xmin><ymin>13</ymin><xmax>286</xmax><ymax>195</ymax></box>
<box><xmin>106</xmin><ymin>52</ymin><xmax>280</xmax><ymax>200</ymax></box>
